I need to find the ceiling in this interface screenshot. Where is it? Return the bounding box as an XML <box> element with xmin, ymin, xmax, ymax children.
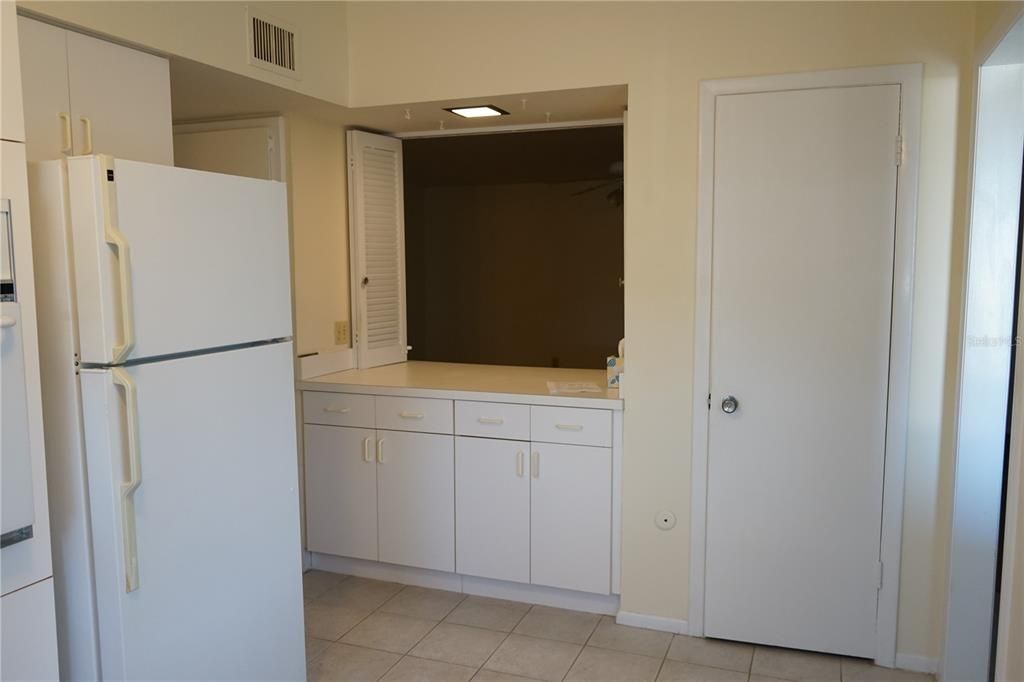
<box><xmin>985</xmin><ymin>15</ymin><xmax>1023</xmax><ymax>67</ymax></box>
<box><xmin>169</xmin><ymin>56</ymin><xmax>626</xmax><ymax>134</ymax></box>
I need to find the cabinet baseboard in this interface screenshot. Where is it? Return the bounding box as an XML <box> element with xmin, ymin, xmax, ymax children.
<box><xmin>310</xmin><ymin>552</ymin><xmax>621</xmax><ymax>615</ymax></box>
<box><xmin>616</xmin><ymin>611</ymin><xmax>689</xmax><ymax>634</ymax></box>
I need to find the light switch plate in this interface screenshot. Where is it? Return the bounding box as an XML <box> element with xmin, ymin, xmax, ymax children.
<box><xmin>334</xmin><ymin>320</ymin><xmax>349</xmax><ymax>345</ymax></box>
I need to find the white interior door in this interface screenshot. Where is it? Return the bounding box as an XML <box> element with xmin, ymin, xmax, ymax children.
<box><xmin>376</xmin><ymin>431</ymin><xmax>454</xmax><ymax>572</ymax></box>
<box><xmin>66</xmin><ymin>156</ymin><xmax>292</xmax><ymax>364</ymax></box>
<box><xmin>704</xmin><ymin>85</ymin><xmax>900</xmax><ymax>658</ymax></box>
<box><xmin>79</xmin><ymin>341</ymin><xmax>304</xmax><ymax>680</ymax></box>
<box><xmin>67</xmin><ymin>30</ymin><xmax>173</xmax><ymax>165</ymax></box>
<box><xmin>348</xmin><ymin>130</ymin><xmax>407</xmax><ymax>369</ymax></box>
<box><xmin>455</xmin><ymin>436</ymin><xmax>530</xmax><ymax>583</ymax></box>
<box><xmin>304</xmin><ymin>424</ymin><xmax>378</xmax><ymax>560</ymax></box>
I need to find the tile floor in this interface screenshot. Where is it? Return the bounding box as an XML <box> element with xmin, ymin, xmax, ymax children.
<box><xmin>303</xmin><ymin>570</ymin><xmax>935</xmax><ymax>682</ymax></box>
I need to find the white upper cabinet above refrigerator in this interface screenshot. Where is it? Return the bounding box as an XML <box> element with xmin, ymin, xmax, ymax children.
<box><xmin>1</xmin><ymin>2</ymin><xmax>25</xmax><ymax>142</ymax></box>
<box><xmin>66</xmin><ymin>31</ymin><xmax>173</xmax><ymax>163</ymax></box>
<box><xmin>18</xmin><ymin>16</ymin><xmax>173</xmax><ymax>164</ymax></box>
<box><xmin>61</xmin><ymin>156</ymin><xmax>292</xmax><ymax>364</ymax></box>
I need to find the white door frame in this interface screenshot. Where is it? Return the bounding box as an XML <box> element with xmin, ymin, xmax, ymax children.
<box><xmin>172</xmin><ymin>116</ymin><xmax>287</xmax><ymax>181</ymax></box>
<box><xmin>689</xmin><ymin>64</ymin><xmax>923</xmax><ymax>667</ymax></box>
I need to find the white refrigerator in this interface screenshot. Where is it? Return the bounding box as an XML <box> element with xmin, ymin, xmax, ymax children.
<box><xmin>30</xmin><ymin>155</ymin><xmax>305</xmax><ymax>680</ymax></box>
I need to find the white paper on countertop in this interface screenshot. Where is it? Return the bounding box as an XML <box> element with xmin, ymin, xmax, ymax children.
<box><xmin>546</xmin><ymin>381</ymin><xmax>602</xmax><ymax>395</ymax></box>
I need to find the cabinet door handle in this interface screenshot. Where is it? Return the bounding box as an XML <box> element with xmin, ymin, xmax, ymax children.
<box><xmin>531</xmin><ymin>451</ymin><xmax>539</xmax><ymax>479</ymax></box>
<box><xmin>80</xmin><ymin>116</ymin><xmax>94</xmax><ymax>154</ymax></box>
<box><xmin>555</xmin><ymin>423</ymin><xmax>584</xmax><ymax>431</ymax></box>
<box><xmin>478</xmin><ymin>416</ymin><xmax>504</xmax><ymax>425</ymax></box>
<box><xmin>399</xmin><ymin>411</ymin><xmax>424</xmax><ymax>420</ymax></box>
<box><xmin>376</xmin><ymin>438</ymin><xmax>384</xmax><ymax>463</ymax></box>
<box><xmin>516</xmin><ymin>450</ymin><xmax>524</xmax><ymax>477</ymax></box>
<box><xmin>324</xmin><ymin>406</ymin><xmax>351</xmax><ymax>414</ymax></box>
<box><xmin>58</xmin><ymin>112</ymin><xmax>72</xmax><ymax>153</ymax></box>
<box><xmin>362</xmin><ymin>437</ymin><xmax>372</xmax><ymax>463</ymax></box>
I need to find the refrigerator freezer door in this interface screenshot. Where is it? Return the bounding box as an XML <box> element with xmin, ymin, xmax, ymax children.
<box><xmin>79</xmin><ymin>341</ymin><xmax>303</xmax><ymax>680</ymax></box>
<box><xmin>68</xmin><ymin>156</ymin><xmax>292</xmax><ymax>365</ymax></box>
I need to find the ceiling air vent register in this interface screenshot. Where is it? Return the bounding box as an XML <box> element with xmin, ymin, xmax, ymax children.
<box><xmin>246</xmin><ymin>9</ymin><xmax>301</xmax><ymax>80</ymax></box>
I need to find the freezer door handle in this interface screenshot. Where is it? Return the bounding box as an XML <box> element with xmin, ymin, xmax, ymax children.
<box><xmin>100</xmin><ymin>156</ymin><xmax>136</xmax><ymax>363</ymax></box>
<box><xmin>112</xmin><ymin>367</ymin><xmax>142</xmax><ymax>592</ymax></box>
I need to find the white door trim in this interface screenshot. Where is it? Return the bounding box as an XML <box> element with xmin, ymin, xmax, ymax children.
<box><xmin>394</xmin><ymin>117</ymin><xmax>624</xmax><ymax>139</ymax></box>
<box><xmin>171</xmin><ymin>116</ymin><xmax>287</xmax><ymax>182</ymax></box>
<box><xmin>689</xmin><ymin>64</ymin><xmax>922</xmax><ymax>667</ymax></box>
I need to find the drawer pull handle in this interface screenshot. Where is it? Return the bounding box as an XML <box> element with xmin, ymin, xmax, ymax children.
<box><xmin>555</xmin><ymin>423</ymin><xmax>584</xmax><ymax>431</ymax></box>
<box><xmin>324</xmin><ymin>406</ymin><xmax>351</xmax><ymax>414</ymax></box>
<box><xmin>377</xmin><ymin>439</ymin><xmax>384</xmax><ymax>463</ymax></box>
<box><xmin>399</xmin><ymin>411</ymin><xmax>424</xmax><ymax>420</ymax></box>
<box><xmin>478</xmin><ymin>416</ymin><xmax>504</xmax><ymax>425</ymax></box>
<box><xmin>532</xmin><ymin>451</ymin><xmax>540</xmax><ymax>479</ymax></box>
<box><xmin>362</xmin><ymin>437</ymin><xmax>372</xmax><ymax>463</ymax></box>
<box><xmin>516</xmin><ymin>450</ymin><xmax>525</xmax><ymax>477</ymax></box>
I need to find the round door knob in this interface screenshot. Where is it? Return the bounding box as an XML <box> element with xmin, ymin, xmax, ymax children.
<box><xmin>721</xmin><ymin>396</ymin><xmax>738</xmax><ymax>414</ymax></box>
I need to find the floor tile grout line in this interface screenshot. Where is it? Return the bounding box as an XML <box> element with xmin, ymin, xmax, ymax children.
<box><xmin>477</xmin><ymin>603</ymin><xmax>534</xmax><ymax>676</ymax></box>
<box><xmin>653</xmin><ymin>653</ymin><xmax>669</xmax><ymax>682</ymax></box>
<box><xmin>558</xmin><ymin>615</ymin><xmax>600</xmax><ymax>682</ymax></box>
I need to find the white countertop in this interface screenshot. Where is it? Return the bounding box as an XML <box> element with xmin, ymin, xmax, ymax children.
<box><xmin>299</xmin><ymin>361</ymin><xmax>623</xmax><ymax>410</ymax></box>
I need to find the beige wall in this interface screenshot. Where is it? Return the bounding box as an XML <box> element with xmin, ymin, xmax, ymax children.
<box><xmin>17</xmin><ymin>1</ymin><xmax>350</xmax><ymax>107</ymax></box>
<box><xmin>287</xmin><ymin>113</ymin><xmax>350</xmax><ymax>357</ymax></box>
<box><xmin>346</xmin><ymin>1</ymin><xmax>977</xmax><ymax>661</ymax></box>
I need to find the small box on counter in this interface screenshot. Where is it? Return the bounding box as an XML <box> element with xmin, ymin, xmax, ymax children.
<box><xmin>607</xmin><ymin>355</ymin><xmax>624</xmax><ymax>388</ymax></box>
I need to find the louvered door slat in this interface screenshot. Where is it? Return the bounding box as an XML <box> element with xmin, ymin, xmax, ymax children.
<box><xmin>348</xmin><ymin>130</ymin><xmax>407</xmax><ymax>368</ymax></box>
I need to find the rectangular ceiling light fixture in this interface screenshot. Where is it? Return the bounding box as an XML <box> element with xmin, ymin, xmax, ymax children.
<box><xmin>444</xmin><ymin>105</ymin><xmax>510</xmax><ymax>118</ymax></box>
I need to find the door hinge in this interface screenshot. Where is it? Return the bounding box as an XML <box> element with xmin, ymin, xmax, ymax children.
<box><xmin>707</xmin><ymin>393</ymin><xmax>712</xmax><ymax>410</ymax></box>
<box><xmin>875</xmin><ymin>561</ymin><xmax>884</xmax><ymax>590</ymax></box>
<box><xmin>894</xmin><ymin>135</ymin><xmax>904</xmax><ymax>167</ymax></box>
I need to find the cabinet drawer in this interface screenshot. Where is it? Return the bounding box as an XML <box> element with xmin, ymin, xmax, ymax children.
<box><xmin>303</xmin><ymin>392</ymin><xmax>375</xmax><ymax>427</ymax></box>
<box><xmin>531</xmin><ymin>406</ymin><xmax>611</xmax><ymax>447</ymax></box>
<box><xmin>455</xmin><ymin>401</ymin><xmax>530</xmax><ymax>441</ymax></box>
<box><xmin>375</xmin><ymin>396</ymin><xmax>453</xmax><ymax>434</ymax></box>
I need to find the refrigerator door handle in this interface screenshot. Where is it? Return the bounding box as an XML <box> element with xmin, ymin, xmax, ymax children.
<box><xmin>101</xmin><ymin>156</ymin><xmax>135</xmax><ymax>363</ymax></box>
<box><xmin>112</xmin><ymin>367</ymin><xmax>142</xmax><ymax>592</ymax></box>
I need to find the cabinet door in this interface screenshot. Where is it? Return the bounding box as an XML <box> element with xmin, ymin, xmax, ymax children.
<box><xmin>1</xmin><ymin>577</ymin><xmax>58</xmax><ymax>681</ymax></box>
<box><xmin>304</xmin><ymin>425</ymin><xmax>378</xmax><ymax>561</ymax></box>
<box><xmin>377</xmin><ymin>431</ymin><xmax>454</xmax><ymax>572</ymax></box>
<box><xmin>531</xmin><ymin>443</ymin><xmax>611</xmax><ymax>594</ymax></box>
<box><xmin>455</xmin><ymin>437</ymin><xmax>529</xmax><ymax>583</ymax></box>
<box><xmin>2</xmin><ymin>3</ymin><xmax>25</xmax><ymax>142</ymax></box>
<box><xmin>67</xmin><ymin>31</ymin><xmax>173</xmax><ymax>164</ymax></box>
<box><xmin>17</xmin><ymin>17</ymin><xmax>71</xmax><ymax>161</ymax></box>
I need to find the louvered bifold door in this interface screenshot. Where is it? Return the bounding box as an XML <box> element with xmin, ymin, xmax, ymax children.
<box><xmin>348</xmin><ymin>130</ymin><xmax>408</xmax><ymax>368</ymax></box>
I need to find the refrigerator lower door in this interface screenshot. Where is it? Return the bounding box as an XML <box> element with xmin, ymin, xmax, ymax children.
<box><xmin>79</xmin><ymin>341</ymin><xmax>303</xmax><ymax>680</ymax></box>
<box><xmin>66</xmin><ymin>156</ymin><xmax>293</xmax><ymax>365</ymax></box>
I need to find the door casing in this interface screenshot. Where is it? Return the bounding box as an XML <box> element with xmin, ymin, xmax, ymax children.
<box><xmin>689</xmin><ymin>64</ymin><xmax>923</xmax><ymax>668</ymax></box>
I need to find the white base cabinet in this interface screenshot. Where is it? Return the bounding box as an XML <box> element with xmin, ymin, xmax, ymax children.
<box><xmin>378</xmin><ymin>431</ymin><xmax>455</xmax><ymax>572</ymax></box>
<box><xmin>302</xmin><ymin>389</ymin><xmax>620</xmax><ymax>597</ymax></box>
<box><xmin>1</xmin><ymin>578</ymin><xmax>59</xmax><ymax>682</ymax></box>
<box><xmin>456</xmin><ymin>437</ymin><xmax>531</xmax><ymax>584</ymax></box>
<box><xmin>531</xmin><ymin>443</ymin><xmax>612</xmax><ymax>594</ymax></box>
<box><xmin>304</xmin><ymin>425</ymin><xmax>378</xmax><ymax>561</ymax></box>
